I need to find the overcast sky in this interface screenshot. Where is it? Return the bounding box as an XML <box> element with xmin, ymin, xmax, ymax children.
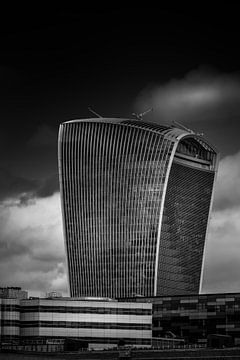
<box><xmin>0</xmin><ymin>6</ymin><xmax>240</xmax><ymax>297</ymax></box>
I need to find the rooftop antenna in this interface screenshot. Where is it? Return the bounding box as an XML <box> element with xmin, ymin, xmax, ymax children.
<box><xmin>173</xmin><ymin>120</ymin><xmax>204</xmax><ymax>136</ymax></box>
<box><xmin>132</xmin><ymin>107</ymin><xmax>153</xmax><ymax>120</ymax></box>
<box><xmin>88</xmin><ymin>107</ymin><xmax>103</xmax><ymax>118</ymax></box>
<box><xmin>172</xmin><ymin>120</ymin><xmax>194</xmax><ymax>134</ymax></box>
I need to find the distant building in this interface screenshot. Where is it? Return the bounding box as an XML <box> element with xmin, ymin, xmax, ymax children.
<box><xmin>0</xmin><ymin>287</ymin><xmax>28</xmax><ymax>300</ymax></box>
<box><xmin>45</xmin><ymin>291</ymin><xmax>63</xmax><ymax>299</ymax></box>
<box><xmin>0</xmin><ymin>297</ymin><xmax>152</xmax><ymax>349</ymax></box>
<box><xmin>58</xmin><ymin>118</ymin><xmax>219</xmax><ymax>298</ymax></box>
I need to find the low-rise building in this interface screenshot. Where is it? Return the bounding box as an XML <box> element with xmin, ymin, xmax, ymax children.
<box><xmin>120</xmin><ymin>292</ymin><xmax>240</xmax><ymax>346</ymax></box>
<box><xmin>0</xmin><ymin>297</ymin><xmax>152</xmax><ymax>350</ymax></box>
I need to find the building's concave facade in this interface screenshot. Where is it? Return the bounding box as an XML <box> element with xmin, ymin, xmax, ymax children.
<box><xmin>58</xmin><ymin>118</ymin><xmax>219</xmax><ymax>298</ymax></box>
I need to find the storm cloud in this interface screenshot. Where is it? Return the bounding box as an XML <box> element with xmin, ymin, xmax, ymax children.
<box><xmin>0</xmin><ymin>168</ymin><xmax>39</xmax><ymax>201</ymax></box>
<box><xmin>0</xmin><ymin>124</ymin><xmax>59</xmax><ymax>204</ymax></box>
<box><xmin>0</xmin><ymin>169</ymin><xmax>59</xmax><ymax>205</ymax></box>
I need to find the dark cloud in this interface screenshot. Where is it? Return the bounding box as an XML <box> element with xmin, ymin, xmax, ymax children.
<box><xmin>36</xmin><ymin>174</ymin><xmax>59</xmax><ymax>198</ymax></box>
<box><xmin>0</xmin><ymin>168</ymin><xmax>38</xmax><ymax>201</ymax></box>
<box><xmin>0</xmin><ymin>169</ymin><xmax>59</xmax><ymax>203</ymax></box>
<box><xmin>0</xmin><ymin>123</ymin><xmax>59</xmax><ymax>203</ymax></box>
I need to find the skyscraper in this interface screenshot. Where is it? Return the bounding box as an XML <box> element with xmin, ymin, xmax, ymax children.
<box><xmin>58</xmin><ymin>118</ymin><xmax>219</xmax><ymax>298</ymax></box>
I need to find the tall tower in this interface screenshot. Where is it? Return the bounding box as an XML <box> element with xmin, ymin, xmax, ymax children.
<box><xmin>58</xmin><ymin>118</ymin><xmax>218</xmax><ymax>298</ymax></box>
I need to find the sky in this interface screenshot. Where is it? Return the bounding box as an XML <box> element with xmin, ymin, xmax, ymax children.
<box><xmin>0</xmin><ymin>6</ymin><xmax>240</xmax><ymax>297</ymax></box>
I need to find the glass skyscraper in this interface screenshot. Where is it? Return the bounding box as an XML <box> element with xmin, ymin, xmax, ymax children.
<box><xmin>58</xmin><ymin>118</ymin><xmax>219</xmax><ymax>298</ymax></box>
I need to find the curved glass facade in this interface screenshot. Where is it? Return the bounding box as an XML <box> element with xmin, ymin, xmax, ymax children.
<box><xmin>157</xmin><ymin>162</ymin><xmax>215</xmax><ymax>295</ymax></box>
<box><xmin>58</xmin><ymin>119</ymin><xmax>218</xmax><ymax>298</ymax></box>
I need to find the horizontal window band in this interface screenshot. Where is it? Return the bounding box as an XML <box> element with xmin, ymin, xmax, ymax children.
<box><xmin>0</xmin><ymin>305</ymin><xmax>20</xmax><ymax>311</ymax></box>
<box><xmin>20</xmin><ymin>306</ymin><xmax>151</xmax><ymax>315</ymax></box>
<box><xmin>21</xmin><ymin>320</ymin><xmax>151</xmax><ymax>330</ymax></box>
<box><xmin>0</xmin><ymin>320</ymin><xmax>20</xmax><ymax>326</ymax></box>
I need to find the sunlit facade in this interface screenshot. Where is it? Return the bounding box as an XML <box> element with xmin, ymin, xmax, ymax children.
<box><xmin>58</xmin><ymin>118</ymin><xmax>218</xmax><ymax>298</ymax></box>
<box><xmin>20</xmin><ymin>298</ymin><xmax>152</xmax><ymax>349</ymax></box>
<box><xmin>0</xmin><ymin>298</ymin><xmax>152</xmax><ymax>349</ymax></box>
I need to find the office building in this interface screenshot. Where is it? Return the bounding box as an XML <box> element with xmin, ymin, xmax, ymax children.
<box><xmin>122</xmin><ymin>293</ymin><xmax>240</xmax><ymax>346</ymax></box>
<box><xmin>58</xmin><ymin>118</ymin><xmax>218</xmax><ymax>298</ymax></box>
<box><xmin>0</xmin><ymin>298</ymin><xmax>152</xmax><ymax>349</ymax></box>
<box><xmin>3</xmin><ymin>292</ymin><xmax>240</xmax><ymax>348</ymax></box>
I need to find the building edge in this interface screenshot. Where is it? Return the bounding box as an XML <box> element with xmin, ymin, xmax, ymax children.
<box><xmin>58</xmin><ymin>124</ymin><xmax>71</xmax><ymax>297</ymax></box>
<box><xmin>199</xmin><ymin>147</ymin><xmax>220</xmax><ymax>293</ymax></box>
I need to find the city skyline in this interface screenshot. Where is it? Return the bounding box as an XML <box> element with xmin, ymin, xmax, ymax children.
<box><xmin>0</xmin><ymin>7</ymin><xmax>240</xmax><ymax>296</ymax></box>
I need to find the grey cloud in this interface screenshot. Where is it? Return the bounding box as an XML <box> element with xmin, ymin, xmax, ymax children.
<box><xmin>0</xmin><ymin>240</ymin><xmax>31</xmax><ymax>259</ymax></box>
<box><xmin>36</xmin><ymin>174</ymin><xmax>59</xmax><ymax>198</ymax></box>
<box><xmin>213</xmin><ymin>150</ymin><xmax>240</xmax><ymax>211</ymax></box>
<box><xmin>201</xmin><ymin>150</ymin><xmax>240</xmax><ymax>292</ymax></box>
<box><xmin>134</xmin><ymin>67</ymin><xmax>240</xmax><ymax>124</ymax></box>
<box><xmin>202</xmin><ymin>205</ymin><xmax>240</xmax><ymax>293</ymax></box>
<box><xmin>18</xmin><ymin>193</ymin><xmax>36</xmax><ymax>207</ymax></box>
<box><xmin>0</xmin><ymin>261</ymin><xmax>67</xmax><ymax>295</ymax></box>
<box><xmin>0</xmin><ymin>193</ymin><xmax>68</xmax><ymax>295</ymax></box>
<box><xmin>203</xmin><ymin>261</ymin><xmax>240</xmax><ymax>294</ymax></box>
